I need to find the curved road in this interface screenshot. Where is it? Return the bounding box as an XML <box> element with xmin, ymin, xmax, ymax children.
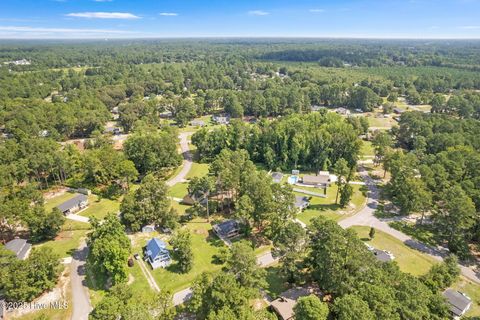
<box><xmin>70</xmin><ymin>132</ymin><xmax>194</xmax><ymax>319</ymax></box>
<box><xmin>340</xmin><ymin>167</ymin><xmax>480</xmax><ymax>284</ymax></box>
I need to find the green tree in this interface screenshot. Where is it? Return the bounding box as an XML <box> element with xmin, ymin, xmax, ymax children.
<box><xmin>120</xmin><ymin>174</ymin><xmax>176</xmax><ymax>232</ymax></box>
<box><xmin>369</xmin><ymin>227</ymin><xmax>376</xmax><ymax>239</ymax></box>
<box><xmin>87</xmin><ymin>214</ymin><xmax>131</xmax><ymax>285</ymax></box>
<box><xmin>334</xmin><ymin>294</ymin><xmax>375</xmax><ymax>320</ymax></box>
<box><xmin>421</xmin><ymin>255</ymin><xmax>460</xmax><ymax>292</ymax></box>
<box><xmin>170</xmin><ymin>229</ymin><xmax>194</xmax><ymax>273</ymax></box>
<box><xmin>226</xmin><ymin>241</ymin><xmax>266</xmax><ymax>289</ymax></box>
<box><xmin>294</xmin><ymin>295</ymin><xmax>329</xmax><ymax>320</ymax></box>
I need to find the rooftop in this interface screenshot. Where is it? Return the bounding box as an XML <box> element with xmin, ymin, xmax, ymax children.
<box><xmin>145</xmin><ymin>238</ymin><xmax>169</xmax><ymax>259</ymax></box>
<box><xmin>56</xmin><ymin>194</ymin><xmax>88</xmax><ymax>212</ymax></box>
<box><xmin>443</xmin><ymin>289</ymin><xmax>472</xmax><ymax>317</ymax></box>
<box><xmin>213</xmin><ymin>219</ymin><xmax>239</xmax><ymax>237</ymax></box>
<box><xmin>5</xmin><ymin>238</ymin><xmax>31</xmax><ymax>260</ymax></box>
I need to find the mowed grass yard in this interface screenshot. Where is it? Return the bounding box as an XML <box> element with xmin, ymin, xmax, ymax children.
<box><xmin>296</xmin><ymin>184</ymin><xmax>366</xmax><ymax>225</ymax></box>
<box><xmin>350</xmin><ymin>226</ymin><xmax>437</xmax><ymax>276</ymax></box>
<box><xmin>44</xmin><ymin>191</ymin><xmax>120</xmax><ymax>220</ymax></box>
<box><xmin>350</xmin><ymin>226</ymin><xmax>480</xmax><ymax>317</ymax></box>
<box><xmin>129</xmin><ymin>218</ymin><xmax>225</xmax><ymax>294</ymax></box>
<box><xmin>35</xmin><ymin>220</ymin><xmax>90</xmax><ymax>258</ymax></box>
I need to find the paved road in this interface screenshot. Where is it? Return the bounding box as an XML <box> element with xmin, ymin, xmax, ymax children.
<box><xmin>340</xmin><ymin>167</ymin><xmax>480</xmax><ymax>284</ymax></box>
<box><xmin>167</xmin><ymin>132</ymin><xmax>194</xmax><ymax>187</ymax></box>
<box><xmin>66</xmin><ymin>213</ymin><xmax>89</xmax><ymax>223</ymax></box>
<box><xmin>70</xmin><ymin>240</ymin><xmax>92</xmax><ymax>320</ymax></box>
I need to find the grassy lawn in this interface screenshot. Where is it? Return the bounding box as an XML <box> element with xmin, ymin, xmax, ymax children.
<box><xmin>78</xmin><ymin>195</ymin><xmax>120</xmax><ymax>220</ymax></box>
<box><xmin>185</xmin><ymin>162</ymin><xmax>210</xmax><ymax>179</ymax></box>
<box><xmin>366</xmin><ymin>115</ymin><xmax>396</xmax><ymax>128</ymax></box>
<box><xmin>264</xmin><ymin>265</ymin><xmax>288</xmax><ymax>299</ymax></box>
<box><xmin>388</xmin><ymin>221</ymin><xmax>438</xmax><ymax>247</ymax></box>
<box><xmin>44</xmin><ymin>192</ymin><xmax>77</xmax><ymax>211</ymax></box>
<box><xmin>34</xmin><ymin>219</ymin><xmax>90</xmax><ymax>258</ymax></box>
<box><xmin>360</xmin><ymin>140</ymin><xmax>375</xmax><ymax>158</ymax></box>
<box><xmin>350</xmin><ymin>226</ymin><xmax>437</xmax><ymax>276</ymax></box>
<box><xmin>130</xmin><ymin>218</ymin><xmax>225</xmax><ymax>294</ymax></box>
<box><xmin>451</xmin><ymin>277</ymin><xmax>480</xmax><ymax>317</ymax></box>
<box><xmin>296</xmin><ymin>184</ymin><xmax>366</xmax><ymax>225</ymax></box>
<box><xmin>168</xmin><ymin>182</ymin><xmax>189</xmax><ymax>199</ymax></box>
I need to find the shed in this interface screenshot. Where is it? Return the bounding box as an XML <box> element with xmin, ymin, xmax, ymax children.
<box><xmin>141</xmin><ymin>225</ymin><xmax>155</xmax><ymax>233</ymax></box>
<box><xmin>443</xmin><ymin>289</ymin><xmax>472</xmax><ymax>318</ymax></box>
<box><xmin>144</xmin><ymin>238</ymin><xmax>171</xmax><ymax>269</ymax></box>
<box><xmin>5</xmin><ymin>238</ymin><xmax>31</xmax><ymax>260</ymax></box>
<box><xmin>190</xmin><ymin>120</ymin><xmax>206</xmax><ymax>127</ymax></box>
<box><xmin>271</xmin><ymin>172</ymin><xmax>284</xmax><ymax>183</ymax></box>
<box><xmin>56</xmin><ymin>194</ymin><xmax>89</xmax><ymax>215</ymax></box>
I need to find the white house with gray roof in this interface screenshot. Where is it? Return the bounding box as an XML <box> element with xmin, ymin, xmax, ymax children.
<box><xmin>56</xmin><ymin>194</ymin><xmax>89</xmax><ymax>215</ymax></box>
<box><xmin>443</xmin><ymin>289</ymin><xmax>472</xmax><ymax>319</ymax></box>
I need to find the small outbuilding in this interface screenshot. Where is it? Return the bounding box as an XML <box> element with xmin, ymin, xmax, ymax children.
<box><xmin>141</xmin><ymin>225</ymin><xmax>155</xmax><ymax>233</ymax></box>
<box><xmin>271</xmin><ymin>172</ymin><xmax>284</xmax><ymax>183</ymax></box>
<box><xmin>144</xmin><ymin>238</ymin><xmax>171</xmax><ymax>269</ymax></box>
<box><xmin>56</xmin><ymin>194</ymin><xmax>89</xmax><ymax>215</ymax></box>
<box><xmin>213</xmin><ymin>220</ymin><xmax>240</xmax><ymax>239</ymax></box>
<box><xmin>5</xmin><ymin>238</ymin><xmax>31</xmax><ymax>260</ymax></box>
<box><xmin>190</xmin><ymin>119</ymin><xmax>205</xmax><ymax>127</ymax></box>
<box><xmin>443</xmin><ymin>289</ymin><xmax>472</xmax><ymax>319</ymax></box>
<box><xmin>212</xmin><ymin>115</ymin><xmax>230</xmax><ymax>125</ymax></box>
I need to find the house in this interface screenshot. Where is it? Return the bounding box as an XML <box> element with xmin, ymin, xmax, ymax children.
<box><xmin>292</xmin><ymin>169</ymin><xmax>300</xmax><ymax>175</ymax></box>
<box><xmin>271</xmin><ymin>172</ymin><xmax>284</xmax><ymax>183</ymax></box>
<box><xmin>182</xmin><ymin>191</ymin><xmax>208</xmax><ymax>206</ymax></box>
<box><xmin>336</xmin><ymin>107</ymin><xmax>350</xmax><ymax>115</ymax></box>
<box><xmin>311</xmin><ymin>105</ymin><xmax>325</xmax><ymax>112</ymax></box>
<box><xmin>213</xmin><ymin>220</ymin><xmax>240</xmax><ymax>239</ymax></box>
<box><xmin>294</xmin><ymin>196</ymin><xmax>310</xmax><ymax>211</ymax></box>
<box><xmin>212</xmin><ymin>115</ymin><xmax>230</xmax><ymax>125</ymax></box>
<box><xmin>443</xmin><ymin>289</ymin><xmax>472</xmax><ymax>318</ymax></box>
<box><xmin>301</xmin><ymin>172</ymin><xmax>331</xmax><ymax>187</ymax></box>
<box><xmin>190</xmin><ymin>119</ymin><xmax>205</xmax><ymax>127</ymax></box>
<box><xmin>270</xmin><ymin>287</ymin><xmax>319</xmax><ymax>320</ymax></box>
<box><xmin>144</xmin><ymin>238</ymin><xmax>171</xmax><ymax>269</ymax></box>
<box><xmin>141</xmin><ymin>225</ymin><xmax>155</xmax><ymax>233</ymax></box>
<box><xmin>5</xmin><ymin>238</ymin><xmax>31</xmax><ymax>260</ymax></box>
<box><xmin>56</xmin><ymin>194</ymin><xmax>89</xmax><ymax>215</ymax></box>
<box><xmin>393</xmin><ymin>108</ymin><xmax>405</xmax><ymax>114</ymax></box>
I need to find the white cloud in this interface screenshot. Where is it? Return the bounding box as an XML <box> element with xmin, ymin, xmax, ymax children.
<box><xmin>248</xmin><ymin>10</ymin><xmax>269</xmax><ymax>16</ymax></box>
<box><xmin>66</xmin><ymin>12</ymin><xmax>140</xmax><ymax>19</ymax></box>
<box><xmin>159</xmin><ymin>12</ymin><xmax>178</xmax><ymax>16</ymax></box>
<box><xmin>309</xmin><ymin>9</ymin><xmax>325</xmax><ymax>13</ymax></box>
<box><xmin>0</xmin><ymin>26</ymin><xmax>138</xmax><ymax>38</ymax></box>
<box><xmin>459</xmin><ymin>25</ymin><xmax>480</xmax><ymax>29</ymax></box>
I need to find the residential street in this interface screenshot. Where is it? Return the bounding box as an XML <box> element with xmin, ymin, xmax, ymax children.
<box><xmin>167</xmin><ymin>132</ymin><xmax>194</xmax><ymax>187</ymax></box>
<box><xmin>70</xmin><ymin>240</ymin><xmax>92</xmax><ymax>320</ymax></box>
<box><xmin>340</xmin><ymin>167</ymin><xmax>480</xmax><ymax>284</ymax></box>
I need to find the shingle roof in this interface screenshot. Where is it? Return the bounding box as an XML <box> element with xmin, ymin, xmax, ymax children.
<box><xmin>56</xmin><ymin>194</ymin><xmax>88</xmax><ymax>212</ymax></box>
<box><xmin>294</xmin><ymin>196</ymin><xmax>309</xmax><ymax>208</ymax></box>
<box><xmin>443</xmin><ymin>289</ymin><xmax>472</xmax><ymax>317</ymax></box>
<box><xmin>272</xmin><ymin>172</ymin><xmax>283</xmax><ymax>182</ymax></box>
<box><xmin>5</xmin><ymin>238</ymin><xmax>31</xmax><ymax>260</ymax></box>
<box><xmin>145</xmin><ymin>238</ymin><xmax>169</xmax><ymax>259</ymax></box>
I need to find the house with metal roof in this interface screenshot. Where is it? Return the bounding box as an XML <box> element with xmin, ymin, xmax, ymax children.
<box><xmin>443</xmin><ymin>289</ymin><xmax>472</xmax><ymax>319</ymax></box>
<box><xmin>144</xmin><ymin>238</ymin><xmax>171</xmax><ymax>269</ymax></box>
<box><xmin>56</xmin><ymin>194</ymin><xmax>89</xmax><ymax>215</ymax></box>
<box><xmin>213</xmin><ymin>220</ymin><xmax>240</xmax><ymax>239</ymax></box>
<box><xmin>5</xmin><ymin>238</ymin><xmax>31</xmax><ymax>260</ymax></box>
<box><xmin>301</xmin><ymin>172</ymin><xmax>331</xmax><ymax>187</ymax></box>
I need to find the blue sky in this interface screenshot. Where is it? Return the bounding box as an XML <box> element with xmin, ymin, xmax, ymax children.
<box><xmin>0</xmin><ymin>0</ymin><xmax>479</xmax><ymax>39</ymax></box>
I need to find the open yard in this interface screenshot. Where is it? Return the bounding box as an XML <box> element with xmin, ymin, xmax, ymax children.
<box><xmin>185</xmin><ymin>162</ymin><xmax>210</xmax><ymax>179</ymax></box>
<box><xmin>350</xmin><ymin>226</ymin><xmax>437</xmax><ymax>276</ymax></box>
<box><xmin>168</xmin><ymin>182</ymin><xmax>189</xmax><ymax>199</ymax></box>
<box><xmin>35</xmin><ymin>220</ymin><xmax>90</xmax><ymax>258</ymax></box>
<box><xmin>129</xmin><ymin>218</ymin><xmax>225</xmax><ymax>294</ymax></box>
<box><xmin>296</xmin><ymin>184</ymin><xmax>367</xmax><ymax>225</ymax></box>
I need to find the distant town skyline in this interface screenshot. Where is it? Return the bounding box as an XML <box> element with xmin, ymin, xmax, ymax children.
<box><xmin>0</xmin><ymin>0</ymin><xmax>480</xmax><ymax>39</ymax></box>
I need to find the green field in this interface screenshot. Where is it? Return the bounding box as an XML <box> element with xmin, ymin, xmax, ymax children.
<box><xmin>185</xmin><ymin>162</ymin><xmax>210</xmax><ymax>179</ymax></box>
<box><xmin>78</xmin><ymin>195</ymin><xmax>120</xmax><ymax>220</ymax></box>
<box><xmin>350</xmin><ymin>226</ymin><xmax>437</xmax><ymax>276</ymax></box>
<box><xmin>296</xmin><ymin>184</ymin><xmax>366</xmax><ymax>225</ymax></box>
<box><xmin>360</xmin><ymin>140</ymin><xmax>375</xmax><ymax>158</ymax></box>
<box><xmin>168</xmin><ymin>182</ymin><xmax>189</xmax><ymax>199</ymax></box>
<box><xmin>129</xmin><ymin>218</ymin><xmax>225</xmax><ymax>293</ymax></box>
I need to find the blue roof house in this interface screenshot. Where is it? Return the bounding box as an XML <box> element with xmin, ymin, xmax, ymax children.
<box><xmin>144</xmin><ymin>238</ymin><xmax>171</xmax><ymax>269</ymax></box>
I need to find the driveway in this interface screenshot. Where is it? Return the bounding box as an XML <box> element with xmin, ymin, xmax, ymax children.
<box><xmin>339</xmin><ymin>167</ymin><xmax>480</xmax><ymax>284</ymax></box>
<box><xmin>70</xmin><ymin>240</ymin><xmax>92</xmax><ymax>320</ymax></box>
<box><xmin>167</xmin><ymin>132</ymin><xmax>194</xmax><ymax>187</ymax></box>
